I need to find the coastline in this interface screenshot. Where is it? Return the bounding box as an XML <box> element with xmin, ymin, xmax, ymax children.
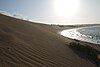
<box><xmin>0</xmin><ymin>13</ymin><xmax>99</xmax><ymax>67</ymax></box>
<box><xmin>61</xmin><ymin>26</ymin><xmax>100</xmax><ymax>45</ymax></box>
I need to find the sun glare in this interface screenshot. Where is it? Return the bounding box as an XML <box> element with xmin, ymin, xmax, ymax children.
<box><xmin>54</xmin><ymin>0</ymin><xmax>79</xmax><ymax>17</ymax></box>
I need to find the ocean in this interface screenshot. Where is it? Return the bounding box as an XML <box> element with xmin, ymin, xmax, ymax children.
<box><xmin>61</xmin><ymin>26</ymin><xmax>100</xmax><ymax>44</ymax></box>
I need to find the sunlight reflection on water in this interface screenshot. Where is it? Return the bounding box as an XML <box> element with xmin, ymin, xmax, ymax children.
<box><xmin>61</xmin><ymin>28</ymin><xmax>100</xmax><ymax>45</ymax></box>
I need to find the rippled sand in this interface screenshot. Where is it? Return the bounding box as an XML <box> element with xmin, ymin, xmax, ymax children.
<box><xmin>0</xmin><ymin>14</ymin><xmax>96</xmax><ymax>67</ymax></box>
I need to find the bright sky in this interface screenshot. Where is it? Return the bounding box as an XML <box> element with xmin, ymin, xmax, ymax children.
<box><xmin>0</xmin><ymin>0</ymin><xmax>100</xmax><ymax>25</ymax></box>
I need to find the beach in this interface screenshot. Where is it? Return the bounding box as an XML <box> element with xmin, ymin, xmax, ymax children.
<box><xmin>0</xmin><ymin>13</ymin><xmax>98</xmax><ymax>67</ymax></box>
<box><xmin>61</xmin><ymin>26</ymin><xmax>100</xmax><ymax>45</ymax></box>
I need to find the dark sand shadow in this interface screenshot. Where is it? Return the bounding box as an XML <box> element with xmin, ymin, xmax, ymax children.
<box><xmin>68</xmin><ymin>42</ymin><xmax>100</xmax><ymax>67</ymax></box>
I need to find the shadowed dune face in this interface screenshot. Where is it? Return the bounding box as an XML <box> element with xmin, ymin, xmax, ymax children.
<box><xmin>0</xmin><ymin>34</ymin><xmax>11</xmax><ymax>44</ymax></box>
<box><xmin>0</xmin><ymin>14</ymin><xmax>96</xmax><ymax>67</ymax></box>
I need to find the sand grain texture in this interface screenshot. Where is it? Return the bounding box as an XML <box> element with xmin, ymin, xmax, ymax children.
<box><xmin>0</xmin><ymin>14</ymin><xmax>96</xmax><ymax>67</ymax></box>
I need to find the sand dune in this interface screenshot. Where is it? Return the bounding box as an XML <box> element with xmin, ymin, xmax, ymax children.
<box><xmin>0</xmin><ymin>14</ymin><xmax>96</xmax><ymax>67</ymax></box>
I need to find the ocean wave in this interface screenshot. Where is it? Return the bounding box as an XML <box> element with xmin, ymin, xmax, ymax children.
<box><xmin>61</xmin><ymin>26</ymin><xmax>100</xmax><ymax>44</ymax></box>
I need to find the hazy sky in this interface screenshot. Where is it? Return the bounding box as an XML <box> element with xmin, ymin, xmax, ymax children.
<box><xmin>0</xmin><ymin>0</ymin><xmax>100</xmax><ymax>25</ymax></box>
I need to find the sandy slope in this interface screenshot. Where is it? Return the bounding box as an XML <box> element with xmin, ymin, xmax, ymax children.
<box><xmin>0</xmin><ymin>14</ymin><xmax>96</xmax><ymax>67</ymax></box>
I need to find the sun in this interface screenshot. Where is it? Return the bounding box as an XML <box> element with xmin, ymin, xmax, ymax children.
<box><xmin>54</xmin><ymin>0</ymin><xmax>79</xmax><ymax>17</ymax></box>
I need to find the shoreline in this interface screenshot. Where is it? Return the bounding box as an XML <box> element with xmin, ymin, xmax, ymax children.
<box><xmin>0</xmin><ymin>13</ymin><xmax>99</xmax><ymax>67</ymax></box>
<box><xmin>61</xmin><ymin>27</ymin><xmax>100</xmax><ymax>45</ymax></box>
